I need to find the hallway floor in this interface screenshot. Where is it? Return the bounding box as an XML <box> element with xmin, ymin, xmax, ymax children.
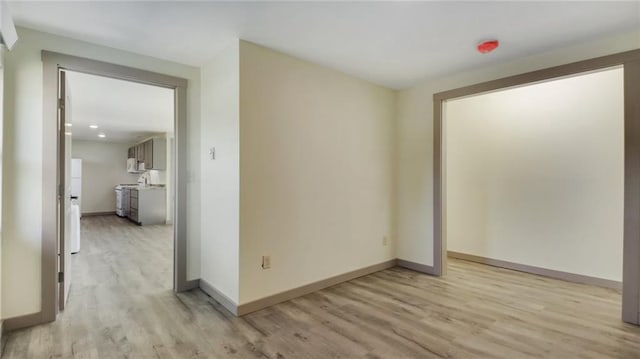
<box><xmin>2</xmin><ymin>215</ymin><xmax>639</xmax><ymax>358</ymax></box>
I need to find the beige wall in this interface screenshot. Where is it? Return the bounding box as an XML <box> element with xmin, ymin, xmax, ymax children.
<box><xmin>71</xmin><ymin>140</ymin><xmax>139</xmax><ymax>214</ymax></box>
<box><xmin>238</xmin><ymin>41</ymin><xmax>396</xmax><ymax>304</ymax></box>
<box><xmin>2</xmin><ymin>27</ymin><xmax>201</xmax><ymax>319</ymax></box>
<box><xmin>446</xmin><ymin>68</ymin><xmax>624</xmax><ymax>281</ymax></box>
<box><xmin>396</xmin><ymin>30</ymin><xmax>640</xmax><ymax>268</ymax></box>
<box><xmin>0</xmin><ymin>47</ymin><xmax>5</xmax><ymax>324</ymax></box>
<box><xmin>200</xmin><ymin>41</ymin><xmax>240</xmax><ymax>302</ymax></box>
<box><xmin>199</xmin><ymin>41</ymin><xmax>397</xmax><ymax>305</ymax></box>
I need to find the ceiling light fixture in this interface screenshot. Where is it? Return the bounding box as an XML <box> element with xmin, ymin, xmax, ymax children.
<box><xmin>477</xmin><ymin>40</ymin><xmax>499</xmax><ymax>54</ymax></box>
<box><xmin>98</xmin><ymin>133</ymin><xmax>106</xmax><ymax>138</ymax></box>
<box><xmin>65</xmin><ymin>123</ymin><xmax>72</xmax><ymax>127</ymax></box>
<box><xmin>89</xmin><ymin>125</ymin><xmax>99</xmax><ymax>129</ymax></box>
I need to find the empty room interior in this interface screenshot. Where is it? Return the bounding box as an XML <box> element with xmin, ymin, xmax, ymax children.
<box><xmin>1</xmin><ymin>1</ymin><xmax>640</xmax><ymax>358</ymax></box>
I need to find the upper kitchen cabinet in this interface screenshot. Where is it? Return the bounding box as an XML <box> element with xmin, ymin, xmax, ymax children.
<box><xmin>128</xmin><ymin>137</ymin><xmax>167</xmax><ymax>171</ymax></box>
<box><xmin>144</xmin><ymin>140</ymin><xmax>153</xmax><ymax>168</ymax></box>
<box><xmin>128</xmin><ymin>143</ymin><xmax>145</xmax><ymax>161</ymax></box>
<box><xmin>142</xmin><ymin>137</ymin><xmax>166</xmax><ymax>170</ymax></box>
<box><xmin>136</xmin><ymin>143</ymin><xmax>145</xmax><ymax>162</ymax></box>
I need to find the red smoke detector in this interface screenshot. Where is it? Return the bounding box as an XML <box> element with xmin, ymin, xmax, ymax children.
<box><xmin>477</xmin><ymin>40</ymin><xmax>499</xmax><ymax>54</ymax></box>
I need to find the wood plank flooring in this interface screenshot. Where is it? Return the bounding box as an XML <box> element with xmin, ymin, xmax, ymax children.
<box><xmin>2</xmin><ymin>215</ymin><xmax>640</xmax><ymax>358</ymax></box>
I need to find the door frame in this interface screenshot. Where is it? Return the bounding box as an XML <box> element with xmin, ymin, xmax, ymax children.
<box><xmin>41</xmin><ymin>51</ymin><xmax>191</xmax><ymax>323</ymax></box>
<box><xmin>57</xmin><ymin>69</ymin><xmax>69</xmax><ymax>310</ymax></box>
<box><xmin>433</xmin><ymin>49</ymin><xmax>640</xmax><ymax>325</ymax></box>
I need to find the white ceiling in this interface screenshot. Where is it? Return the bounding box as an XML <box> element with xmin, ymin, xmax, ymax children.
<box><xmin>8</xmin><ymin>1</ymin><xmax>640</xmax><ymax>89</ymax></box>
<box><xmin>66</xmin><ymin>71</ymin><xmax>174</xmax><ymax>143</ymax></box>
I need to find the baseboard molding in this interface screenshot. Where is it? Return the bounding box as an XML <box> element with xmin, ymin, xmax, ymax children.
<box><xmin>199</xmin><ymin>279</ymin><xmax>239</xmax><ymax>316</ymax></box>
<box><xmin>448</xmin><ymin>251</ymin><xmax>623</xmax><ymax>290</ymax></box>
<box><xmin>396</xmin><ymin>259</ymin><xmax>438</xmax><ymax>275</ymax></box>
<box><xmin>236</xmin><ymin>259</ymin><xmax>397</xmax><ymax>316</ymax></box>
<box><xmin>182</xmin><ymin>279</ymin><xmax>200</xmax><ymax>291</ymax></box>
<box><xmin>81</xmin><ymin>211</ymin><xmax>116</xmax><ymax>217</ymax></box>
<box><xmin>3</xmin><ymin>312</ymin><xmax>44</xmax><ymax>333</ymax></box>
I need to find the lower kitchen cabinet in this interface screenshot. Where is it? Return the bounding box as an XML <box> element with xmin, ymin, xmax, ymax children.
<box><xmin>128</xmin><ymin>187</ymin><xmax>166</xmax><ymax>225</ymax></box>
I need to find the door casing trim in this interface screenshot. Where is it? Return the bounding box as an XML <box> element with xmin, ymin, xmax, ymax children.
<box><xmin>433</xmin><ymin>49</ymin><xmax>640</xmax><ymax>325</ymax></box>
<box><xmin>39</xmin><ymin>50</ymin><xmax>190</xmax><ymax>324</ymax></box>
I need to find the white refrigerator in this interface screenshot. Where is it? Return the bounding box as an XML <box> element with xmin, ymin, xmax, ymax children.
<box><xmin>70</xmin><ymin>159</ymin><xmax>82</xmax><ymax>253</ymax></box>
<box><xmin>71</xmin><ymin>158</ymin><xmax>82</xmax><ymax>214</ymax></box>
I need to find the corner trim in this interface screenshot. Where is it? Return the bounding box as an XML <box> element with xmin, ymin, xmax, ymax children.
<box><xmin>448</xmin><ymin>251</ymin><xmax>622</xmax><ymax>290</ymax></box>
<box><xmin>236</xmin><ymin>259</ymin><xmax>397</xmax><ymax>316</ymax></box>
<box><xmin>3</xmin><ymin>312</ymin><xmax>44</xmax><ymax>333</ymax></box>
<box><xmin>396</xmin><ymin>259</ymin><xmax>438</xmax><ymax>275</ymax></box>
<box><xmin>199</xmin><ymin>279</ymin><xmax>238</xmax><ymax>316</ymax></box>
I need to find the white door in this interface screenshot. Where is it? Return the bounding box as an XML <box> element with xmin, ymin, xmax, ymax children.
<box><xmin>58</xmin><ymin>70</ymin><xmax>72</xmax><ymax>310</ymax></box>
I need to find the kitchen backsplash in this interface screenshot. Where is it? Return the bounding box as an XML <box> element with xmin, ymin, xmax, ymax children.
<box><xmin>148</xmin><ymin>170</ymin><xmax>166</xmax><ymax>185</ymax></box>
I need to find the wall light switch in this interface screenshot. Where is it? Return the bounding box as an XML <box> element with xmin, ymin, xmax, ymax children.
<box><xmin>209</xmin><ymin>147</ymin><xmax>215</xmax><ymax>160</ymax></box>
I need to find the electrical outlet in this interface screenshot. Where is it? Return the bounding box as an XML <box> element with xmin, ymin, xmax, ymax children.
<box><xmin>262</xmin><ymin>255</ymin><xmax>271</xmax><ymax>269</ymax></box>
<box><xmin>383</xmin><ymin>236</ymin><xmax>389</xmax><ymax>246</ymax></box>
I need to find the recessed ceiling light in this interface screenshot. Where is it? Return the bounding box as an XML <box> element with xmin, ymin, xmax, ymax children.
<box><xmin>65</xmin><ymin>123</ymin><xmax>72</xmax><ymax>127</ymax></box>
<box><xmin>89</xmin><ymin>125</ymin><xmax>99</xmax><ymax>129</ymax></box>
<box><xmin>98</xmin><ymin>133</ymin><xmax>106</xmax><ymax>138</ymax></box>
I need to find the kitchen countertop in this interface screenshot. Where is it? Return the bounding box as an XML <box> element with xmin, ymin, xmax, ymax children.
<box><xmin>135</xmin><ymin>185</ymin><xmax>166</xmax><ymax>191</ymax></box>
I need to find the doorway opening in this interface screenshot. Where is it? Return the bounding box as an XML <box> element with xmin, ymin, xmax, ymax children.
<box><xmin>42</xmin><ymin>51</ymin><xmax>191</xmax><ymax>324</ymax></box>
<box><xmin>433</xmin><ymin>50</ymin><xmax>640</xmax><ymax>325</ymax></box>
<box><xmin>58</xmin><ymin>70</ymin><xmax>176</xmax><ymax>310</ymax></box>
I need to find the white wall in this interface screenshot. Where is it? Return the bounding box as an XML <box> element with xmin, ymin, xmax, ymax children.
<box><xmin>2</xmin><ymin>27</ymin><xmax>201</xmax><ymax>319</ymax></box>
<box><xmin>238</xmin><ymin>41</ymin><xmax>396</xmax><ymax>304</ymax></box>
<box><xmin>71</xmin><ymin>140</ymin><xmax>139</xmax><ymax>214</ymax></box>
<box><xmin>200</xmin><ymin>41</ymin><xmax>240</xmax><ymax>303</ymax></box>
<box><xmin>446</xmin><ymin>68</ymin><xmax>624</xmax><ymax>281</ymax></box>
<box><xmin>397</xmin><ymin>30</ymin><xmax>640</xmax><ymax>268</ymax></box>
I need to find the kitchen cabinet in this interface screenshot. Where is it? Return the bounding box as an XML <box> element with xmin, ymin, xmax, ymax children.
<box><xmin>127</xmin><ymin>137</ymin><xmax>166</xmax><ymax>171</ymax></box>
<box><xmin>128</xmin><ymin>188</ymin><xmax>138</xmax><ymax>222</ymax></box>
<box><xmin>136</xmin><ymin>143</ymin><xmax>145</xmax><ymax>162</ymax></box>
<box><xmin>127</xmin><ymin>144</ymin><xmax>145</xmax><ymax>161</ymax></box>
<box><xmin>127</xmin><ymin>187</ymin><xmax>166</xmax><ymax>225</ymax></box>
<box><xmin>142</xmin><ymin>138</ymin><xmax>166</xmax><ymax>170</ymax></box>
<box><xmin>144</xmin><ymin>140</ymin><xmax>153</xmax><ymax>169</ymax></box>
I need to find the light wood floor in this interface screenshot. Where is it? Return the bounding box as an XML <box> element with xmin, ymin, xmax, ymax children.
<box><xmin>2</xmin><ymin>215</ymin><xmax>640</xmax><ymax>358</ymax></box>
